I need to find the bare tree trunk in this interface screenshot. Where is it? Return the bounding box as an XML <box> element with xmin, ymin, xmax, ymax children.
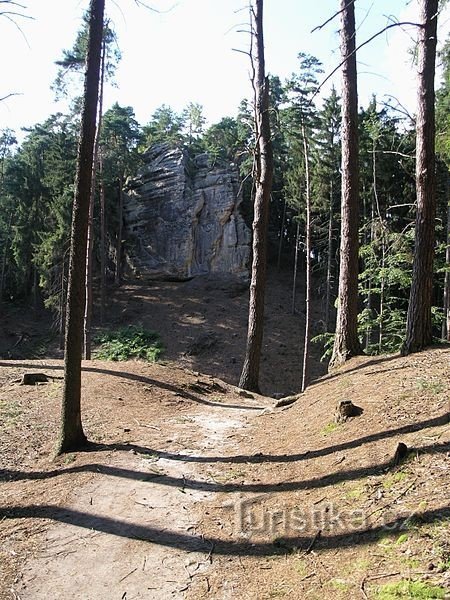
<box><xmin>442</xmin><ymin>170</ymin><xmax>450</xmax><ymax>340</ymax></box>
<box><xmin>59</xmin><ymin>253</ymin><xmax>67</xmax><ymax>351</ymax></box>
<box><xmin>59</xmin><ymin>0</ymin><xmax>104</xmax><ymax>454</ymax></box>
<box><xmin>277</xmin><ymin>197</ymin><xmax>287</xmax><ymax>271</ymax></box>
<box><xmin>239</xmin><ymin>0</ymin><xmax>274</xmax><ymax>393</ymax></box>
<box><xmin>84</xmin><ymin>185</ymin><xmax>95</xmax><ymax>359</ymax></box>
<box><xmin>329</xmin><ymin>0</ymin><xmax>363</xmax><ymax>369</ymax></box>
<box><xmin>325</xmin><ymin>181</ymin><xmax>334</xmax><ymax>331</ymax></box>
<box><xmin>84</xmin><ymin>35</ymin><xmax>106</xmax><ymax>360</ymax></box>
<box><xmin>115</xmin><ymin>176</ymin><xmax>123</xmax><ymax>286</ymax></box>
<box><xmin>292</xmin><ymin>221</ymin><xmax>300</xmax><ymax>315</ymax></box>
<box><xmin>367</xmin><ymin>133</ymin><xmax>382</xmax><ymax>351</ymax></box>
<box><xmin>301</xmin><ymin>127</ymin><xmax>312</xmax><ymax>392</ymax></box>
<box><xmin>99</xmin><ymin>151</ymin><xmax>106</xmax><ymax>325</ymax></box>
<box><xmin>378</xmin><ymin>237</ymin><xmax>386</xmax><ymax>352</ymax></box>
<box><xmin>0</xmin><ymin>210</ymin><xmax>12</xmax><ymax>303</ymax></box>
<box><xmin>402</xmin><ymin>0</ymin><xmax>438</xmax><ymax>355</ymax></box>
<box><xmin>32</xmin><ymin>264</ymin><xmax>39</xmax><ymax>310</ymax></box>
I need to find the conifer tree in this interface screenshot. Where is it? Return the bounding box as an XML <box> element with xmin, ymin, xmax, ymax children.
<box><xmin>329</xmin><ymin>0</ymin><xmax>363</xmax><ymax>369</ymax></box>
<box><xmin>58</xmin><ymin>0</ymin><xmax>105</xmax><ymax>454</ymax></box>
<box><xmin>402</xmin><ymin>0</ymin><xmax>438</xmax><ymax>355</ymax></box>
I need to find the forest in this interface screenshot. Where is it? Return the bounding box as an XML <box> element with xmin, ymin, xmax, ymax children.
<box><xmin>0</xmin><ymin>3</ymin><xmax>449</xmax><ymax>368</ymax></box>
<box><xmin>0</xmin><ymin>1</ymin><xmax>449</xmax><ymax>599</ymax></box>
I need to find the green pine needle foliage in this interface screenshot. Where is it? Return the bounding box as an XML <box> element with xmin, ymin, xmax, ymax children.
<box><xmin>94</xmin><ymin>326</ymin><xmax>164</xmax><ymax>362</ymax></box>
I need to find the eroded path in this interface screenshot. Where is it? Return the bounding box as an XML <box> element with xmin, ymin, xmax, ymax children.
<box><xmin>3</xmin><ymin>360</ymin><xmax>272</xmax><ymax>599</ymax></box>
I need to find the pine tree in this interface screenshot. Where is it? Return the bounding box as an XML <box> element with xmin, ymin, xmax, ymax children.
<box><xmin>329</xmin><ymin>0</ymin><xmax>363</xmax><ymax>369</ymax></box>
<box><xmin>239</xmin><ymin>0</ymin><xmax>274</xmax><ymax>393</ymax></box>
<box><xmin>58</xmin><ymin>0</ymin><xmax>105</xmax><ymax>454</ymax></box>
<box><xmin>402</xmin><ymin>0</ymin><xmax>438</xmax><ymax>355</ymax></box>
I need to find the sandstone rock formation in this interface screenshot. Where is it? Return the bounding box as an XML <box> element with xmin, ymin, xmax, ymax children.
<box><xmin>123</xmin><ymin>144</ymin><xmax>251</xmax><ymax>280</ymax></box>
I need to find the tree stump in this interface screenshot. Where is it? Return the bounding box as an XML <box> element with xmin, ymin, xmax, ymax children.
<box><xmin>20</xmin><ymin>373</ymin><xmax>49</xmax><ymax>385</ymax></box>
<box><xmin>335</xmin><ymin>399</ymin><xmax>362</xmax><ymax>423</ymax></box>
<box><xmin>393</xmin><ymin>442</ymin><xmax>409</xmax><ymax>466</ymax></box>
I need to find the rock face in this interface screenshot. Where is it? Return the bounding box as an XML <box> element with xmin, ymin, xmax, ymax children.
<box><xmin>123</xmin><ymin>144</ymin><xmax>251</xmax><ymax>280</ymax></box>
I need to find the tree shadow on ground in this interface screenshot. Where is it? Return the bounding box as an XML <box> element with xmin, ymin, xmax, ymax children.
<box><xmin>0</xmin><ymin>361</ymin><xmax>266</xmax><ymax>410</ymax></box>
<box><xmin>3</xmin><ymin>410</ymin><xmax>445</xmax><ymax>472</ymax></box>
<box><xmin>315</xmin><ymin>352</ymin><xmax>405</xmax><ymax>386</ymax></box>
<box><xmin>2</xmin><ymin>440</ymin><xmax>448</xmax><ymax>493</ymax></box>
<box><xmin>1</xmin><ymin>502</ymin><xmax>448</xmax><ymax>556</ymax></box>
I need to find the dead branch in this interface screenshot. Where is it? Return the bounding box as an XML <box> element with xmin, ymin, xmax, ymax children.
<box><xmin>311</xmin><ymin>21</ymin><xmax>422</xmax><ymax>104</ymax></box>
<box><xmin>311</xmin><ymin>0</ymin><xmax>355</xmax><ymax>33</ymax></box>
<box><xmin>134</xmin><ymin>1</ymin><xmax>177</xmax><ymax>13</ymax></box>
<box><xmin>381</xmin><ymin>95</ymin><xmax>416</xmax><ymax>123</ymax></box>
<box><xmin>0</xmin><ymin>92</ymin><xmax>22</xmax><ymax>102</ymax></box>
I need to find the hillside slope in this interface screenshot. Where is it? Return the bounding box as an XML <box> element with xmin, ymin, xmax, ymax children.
<box><xmin>0</xmin><ymin>347</ymin><xmax>449</xmax><ymax>599</ymax></box>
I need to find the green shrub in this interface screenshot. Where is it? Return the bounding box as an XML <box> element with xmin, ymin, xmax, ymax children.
<box><xmin>94</xmin><ymin>326</ymin><xmax>164</xmax><ymax>362</ymax></box>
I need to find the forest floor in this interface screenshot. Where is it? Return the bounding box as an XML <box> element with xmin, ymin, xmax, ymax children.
<box><xmin>0</xmin><ymin>270</ymin><xmax>449</xmax><ymax>599</ymax></box>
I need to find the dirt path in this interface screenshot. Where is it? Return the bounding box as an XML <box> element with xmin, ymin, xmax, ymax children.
<box><xmin>2</xmin><ymin>349</ymin><xmax>449</xmax><ymax>599</ymax></box>
<box><xmin>13</xmin><ymin>381</ymin><xmax>272</xmax><ymax>599</ymax></box>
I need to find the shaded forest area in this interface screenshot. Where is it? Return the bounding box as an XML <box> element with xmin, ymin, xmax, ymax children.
<box><xmin>0</xmin><ymin>3</ymin><xmax>449</xmax><ymax>371</ymax></box>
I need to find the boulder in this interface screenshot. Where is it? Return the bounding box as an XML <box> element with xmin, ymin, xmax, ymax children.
<box><xmin>123</xmin><ymin>143</ymin><xmax>251</xmax><ymax>280</ymax></box>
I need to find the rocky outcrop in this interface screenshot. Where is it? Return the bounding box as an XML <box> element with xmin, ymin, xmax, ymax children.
<box><xmin>123</xmin><ymin>144</ymin><xmax>251</xmax><ymax>280</ymax></box>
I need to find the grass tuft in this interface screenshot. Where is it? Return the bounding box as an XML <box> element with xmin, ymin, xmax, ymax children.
<box><xmin>375</xmin><ymin>579</ymin><xmax>446</xmax><ymax>599</ymax></box>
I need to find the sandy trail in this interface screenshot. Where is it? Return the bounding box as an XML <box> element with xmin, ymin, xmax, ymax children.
<box><xmin>15</xmin><ymin>395</ymin><xmax>270</xmax><ymax>599</ymax></box>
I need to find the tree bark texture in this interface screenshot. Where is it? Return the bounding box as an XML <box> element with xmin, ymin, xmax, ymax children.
<box><xmin>59</xmin><ymin>0</ymin><xmax>104</xmax><ymax>454</ymax></box>
<box><xmin>84</xmin><ymin>35</ymin><xmax>106</xmax><ymax>360</ymax></box>
<box><xmin>99</xmin><ymin>152</ymin><xmax>106</xmax><ymax>325</ymax></box>
<box><xmin>443</xmin><ymin>172</ymin><xmax>450</xmax><ymax>340</ymax></box>
<box><xmin>325</xmin><ymin>181</ymin><xmax>334</xmax><ymax>332</ymax></box>
<box><xmin>292</xmin><ymin>221</ymin><xmax>300</xmax><ymax>315</ymax></box>
<box><xmin>402</xmin><ymin>0</ymin><xmax>438</xmax><ymax>354</ymax></box>
<box><xmin>239</xmin><ymin>0</ymin><xmax>274</xmax><ymax>393</ymax></box>
<box><xmin>301</xmin><ymin>127</ymin><xmax>312</xmax><ymax>392</ymax></box>
<box><xmin>329</xmin><ymin>0</ymin><xmax>363</xmax><ymax>369</ymax></box>
<box><xmin>115</xmin><ymin>176</ymin><xmax>124</xmax><ymax>286</ymax></box>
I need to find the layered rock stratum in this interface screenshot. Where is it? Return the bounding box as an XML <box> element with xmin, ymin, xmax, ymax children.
<box><xmin>123</xmin><ymin>144</ymin><xmax>250</xmax><ymax>280</ymax></box>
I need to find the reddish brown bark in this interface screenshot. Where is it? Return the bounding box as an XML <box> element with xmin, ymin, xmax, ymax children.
<box><xmin>58</xmin><ymin>0</ymin><xmax>104</xmax><ymax>454</ymax></box>
<box><xmin>402</xmin><ymin>0</ymin><xmax>438</xmax><ymax>354</ymax></box>
<box><xmin>239</xmin><ymin>0</ymin><xmax>274</xmax><ymax>392</ymax></box>
<box><xmin>329</xmin><ymin>0</ymin><xmax>363</xmax><ymax>369</ymax></box>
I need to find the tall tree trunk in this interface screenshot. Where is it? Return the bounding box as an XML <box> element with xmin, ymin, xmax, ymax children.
<box><xmin>366</xmin><ymin>139</ymin><xmax>377</xmax><ymax>350</ymax></box>
<box><xmin>292</xmin><ymin>221</ymin><xmax>300</xmax><ymax>315</ymax></box>
<box><xmin>301</xmin><ymin>127</ymin><xmax>312</xmax><ymax>392</ymax></box>
<box><xmin>59</xmin><ymin>253</ymin><xmax>66</xmax><ymax>351</ymax></box>
<box><xmin>277</xmin><ymin>197</ymin><xmax>287</xmax><ymax>271</ymax></box>
<box><xmin>84</xmin><ymin>35</ymin><xmax>106</xmax><ymax>360</ymax></box>
<box><xmin>0</xmin><ymin>210</ymin><xmax>12</xmax><ymax>303</ymax></box>
<box><xmin>115</xmin><ymin>176</ymin><xmax>124</xmax><ymax>286</ymax></box>
<box><xmin>443</xmin><ymin>171</ymin><xmax>450</xmax><ymax>341</ymax></box>
<box><xmin>378</xmin><ymin>235</ymin><xmax>386</xmax><ymax>352</ymax></box>
<box><xmin>402</xmin><ymin>0</ymin><xmax>438</xmax><ymax>355</ymax></box>
<box><xmin>329</xmin><ymin>0</ymin><xmax>363</xmax><ymax>369</ymax></box>
<box><xmin>58</xmin><ymin>0</ymin><xmax>104</xmax><ymax>454</ymax></box>
<box><xmin>325</xmin><ymin>181</ymin><xmax>334</xmax><ymax>331</ymax></box>
<box><xmin>32</xmin><ymin>264</ymin><xmax>39</xmax><ymax>310</ymax></box>
<box><xmin>239</xmin><ymin>0</ymin><xmax>274</xmax><ymax>393</ymax></box>
<box><xmin>99</xmin><ymin>151</ymin><xmax>106</xmax><ymax>325</ymax></box>
<box><xmin>84</xmin><ymin>186</ymin><xmax>95</xmax><ymax>360</ymax></box>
